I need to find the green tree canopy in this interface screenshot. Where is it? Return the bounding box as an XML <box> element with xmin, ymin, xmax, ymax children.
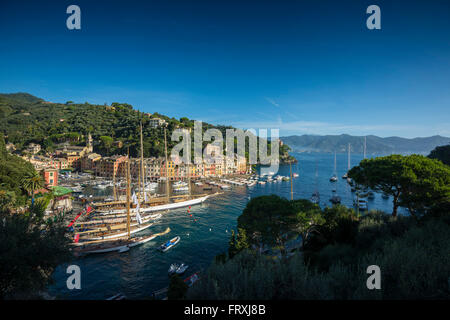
<box><xmin>21</xmin><ymin>170</ymin><xmax>45</xmax><ymax>206</ymax></box>
<box><xmin>0</xmin><ymin>199</ymin><xmax>72</xmax><ymax>298</ymax></box>
<box><xmin>238</xmin><ymin>195</ymin><xmax>295</xmax><ymax>249</ymax></box>
<box><xmin>348</xmin><ymin>154</ymin><xmax>450</xmax><ymax>217</ymax></box>
<box><xmin>167</xmin><ymin>274</ymin><xmax>188</xmax><ymax>300</ymax></box>
<box><xmin>428</xmin><ymin>144</ymin><xmax>450</xmax><ymax>166</ymax></box>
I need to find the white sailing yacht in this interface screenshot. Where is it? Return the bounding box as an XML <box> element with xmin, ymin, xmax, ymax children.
<box><xmin>72</xmin><ymin>155</ymin><xmax>170</xmax><ymax>254</ymax></box>
<box><xmin>93</xmin><ymin>125</ymin><xmax>211</xmax><ymax>215</ymax></box>
<box><xmin>310</xmin><ymin>158</ymin><xmax>320</xmax><ymax>204</ymax></box>
<box><xmin>330</xmin><ymin>152</ymin><xmax>338</xmax><ymax>182</ymax></box>
<box><xmin>342</xmin><ymin>143</ymin><xmax>350</xmax><ymax>179</ymax></box>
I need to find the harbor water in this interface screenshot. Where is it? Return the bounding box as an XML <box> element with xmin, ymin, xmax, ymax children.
<box><xmin>48</xmin><ymin>152</ymin><xmax>404</xmax><ymax>299</ymax></box>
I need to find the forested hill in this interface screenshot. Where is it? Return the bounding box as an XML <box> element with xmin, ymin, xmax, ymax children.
<box><xmin>281</xmin><ymin>134</ymin><xmax>450</xmax><ymax>155</ymax></box>
<box><xmin>0</xmin><ymin>93</ymin><xmax>289</xmax><ymax>159</ymax></box>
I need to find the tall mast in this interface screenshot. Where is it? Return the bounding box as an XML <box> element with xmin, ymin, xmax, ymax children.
<box><xmin>164</xmin><ymin>126</ymin><xmax>170</xmax><ymax>202</ymax></box>
<box><xmin>290</xmin><ymin>162</ymin><xmax>293</xmax><ymax>201</ymax></box>
<box><xmin>315</xmin><ymin>157</ymin><xmax>318</xmax><ymax>191</ymax></box>
<box><xmin>138</xmin><ymin>161</ymin><xmax>141</xmax><ymax>203</ymax></box>
<box><xmin>113</xmin><ymin>167</ymin><xmax>117</xmax><ymax>201</ymax></box>
<box><xmin>348</xmin><ymin>143</ymin><xmax>351</xmax><ymax>170</ymax></box>
<box><xmin>187</xmin><ymin>159</ymin><xmax>191</xmax><ymax>198</ymax></box>
<box><xmin>334</xmin><ymin>151</ymin><xmax>337</xmax><ymax>175</ymax></box>
<box><xmin>140</xmin><ymin>122</ymin><xmax>145</xmax><ymax>203</ymax></box>
<box><xmin>187</xmin><ymin>130</ymin><xmax>191</xmax><ymax>198</ymax></box>
<box><xmin>363</xmin><ymin>136</ymin><xmax>367</xmax><ymax>159</ymax></box>
<box><xmin>126</xmin><ymin>150</ymin><xmax>131</xmax><ymax>239</ymax></box>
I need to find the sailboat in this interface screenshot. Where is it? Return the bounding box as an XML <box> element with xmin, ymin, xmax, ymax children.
<box><xmin>93</xmin><ymin>126</ymin><xmax>212</xmax><ymax>215</ymax></box>
<box><xmin>329</xmin><ymin>183</ymin><xmax>341</xmax><ymax>204</ymax></box>
<box><xmin>330</xmin><ymin>152</ymin><xmax>338</xmax><ymax>182</ymax></box>
<box><xmin>310</xmin><ymin>158</ymin><xmax>320</xmax><ymax>204</ymax></box>
<box><xmin>289</xmin><ymin>162</ymin><xmax>294</xmax><ymax>200</ymax></box>
<box><xmin>342</xmin><ymin>143</ymin><xmax>350</xmax><ymax>179</ymax></box>
<box><xmin>75</xmin><ymin>198</ymin><xmax>158</xmax><ymax>241</ymax></box>
<box><xmin>354</xmin><ymin>190</ymin><xmax>368</xmax><ymax>212</ymax></box>
<box><xmin>72</xmin><ymin>154</ymin><xmax>170</xmax><ymax>254</ymax></box>
<box><xmin>329</xmin><ymin>152</ymin><xmax>341</xmax><ymax>204</ymax></box>
<box><xmin>363</xmin><ymin>136</ymin><xmax>367</xmax><ymax>159</ymax></box>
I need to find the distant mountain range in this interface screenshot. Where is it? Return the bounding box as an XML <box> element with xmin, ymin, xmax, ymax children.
<box><xmin>280</xmin><ymin>134</ymin><xmax>450</xmax><ymax>155</ymax></box>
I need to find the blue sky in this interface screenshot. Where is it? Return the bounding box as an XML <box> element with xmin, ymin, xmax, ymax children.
<box><xmin>0</xmin><ymin>0</ymin><xmax>449</xmax><ymax>138</ymax></box>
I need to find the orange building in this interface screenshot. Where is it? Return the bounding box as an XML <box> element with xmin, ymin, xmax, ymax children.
<box><xmin>96</xmin><ymin>155</ymin><xmax>127</xmax><ymax>178</ymax></box>
<box><xmin>42</xmin><ymin>168</ymin><xmax>58</xmax><ymax>187</ymax></box>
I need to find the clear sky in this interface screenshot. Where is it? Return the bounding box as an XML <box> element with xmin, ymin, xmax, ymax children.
<box><xmin>0</xmin><ymin>0</ymin><xmax>449</xmax><ymax>138</ymax></box>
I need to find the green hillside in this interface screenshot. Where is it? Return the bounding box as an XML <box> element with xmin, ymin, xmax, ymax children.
<box><xmin>0</xmin><ymin>93</ymin><xmax>288</xmax><ymax>160</ymax></box>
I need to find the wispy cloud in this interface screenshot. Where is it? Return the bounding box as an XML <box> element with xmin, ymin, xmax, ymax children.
<box><xmin>264</xmin><ymin>97</ymin><xmax>280</xmax><ymax>108</ymax></box>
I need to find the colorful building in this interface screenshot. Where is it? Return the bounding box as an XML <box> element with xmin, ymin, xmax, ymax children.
<box><xmin>96</xmin><ymin>155</ymin><xmax>128</xmax><ymax>178</ymax></box>
<box><xmin>42</xmin><ymin>167</ymin><xmax>58</xmax><ymax>187</ymax></box>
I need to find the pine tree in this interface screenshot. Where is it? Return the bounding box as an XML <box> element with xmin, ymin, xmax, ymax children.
<box><xmin>235</xmin><ymin>227</ymin><xmax>249</xmax><ymax>252</ymax></box>
<box><xmin>228</xmin><ymin>230</ymin><xmax>238</xmax><ymax>259</ymax></box>
<box><xmin>0</xmin><ymin>134</ymin><xmax>6</xmax><ymax>160</ymax></box>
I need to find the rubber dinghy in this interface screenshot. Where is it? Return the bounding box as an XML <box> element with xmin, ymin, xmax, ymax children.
<box><xmin>159</xmin><ymin>236</ymin><xmax>180</xmax><ymax>252</ymax></box>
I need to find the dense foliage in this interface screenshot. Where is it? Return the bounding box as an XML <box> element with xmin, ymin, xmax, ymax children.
<box><xmin>0</xmin><ymin>199</ymin><xmax>73</xmax><ymax>299</ymax></box>
<box><xmin>0</xmin><ymin>132</ymin><xmax>72</xmax><ymax>299</ymax></box>
<box><xmin>0</xmin><ymin>135</ymin><xmax>37</xmax><ymax>208</ymax></box>
<box><xmin>428</xmin><ymin>144</ymin><xmax>450</xmax><ymax>166</ymax></box>
<box><xmin>348</xmin><ymin>154</ymin><xmax>450</xmax><ymax>217</ymax></box>
<box><xmin>0</xmin><ymin>93</ymin><xmax>286</xmax><ymax>161</ymax></box>
<box><xmin>188</xmin><ymin>205</ymin><xmax>450</xmax><ymax>300</ymax></box>
<box><xmin>167</xmin><ymin>275</ymin><xmax>189</xmax><ymax>300</ymax></box>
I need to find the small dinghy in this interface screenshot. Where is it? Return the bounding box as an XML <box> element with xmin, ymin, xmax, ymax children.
<box><xmin>168</xmin><ymin>263</ymin><xmax>189</xmax><ymax>275</ymax></box>
<box><xmin>159</xmin><ymin>236</ymin><xmax>180</xmax><ymax>252</ymax></box>
<box><xmin>168</xmin><ymin>263</ymin><xmax>178</xmax><ymax>275</ymax></box>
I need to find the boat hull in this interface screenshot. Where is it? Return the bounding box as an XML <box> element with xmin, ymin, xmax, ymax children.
<box><xmin>97</xmin><ymin>195</ymin><xmax>209</xmax><ymax>215</ymax></box>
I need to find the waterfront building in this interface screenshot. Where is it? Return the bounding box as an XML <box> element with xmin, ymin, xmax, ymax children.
<box><xmin>80</xmin><ymin>153</ymin><xmax>102</xmax><ymax>172</ymax></box>
<box><xmin>96</xmin><ymin>155</ymin><xmax>128</xmax><ymax>178</ymax></box>
<box><xmin>48</xmin><ymin>186</ymin><xmax>73</xmax><ymax>214</ymax></box>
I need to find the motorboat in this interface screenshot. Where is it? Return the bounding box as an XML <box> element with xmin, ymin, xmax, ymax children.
<box><xmin>355</xmin><ymin>199</ymin><xmax>368</xmax><ymax>211</ymax></box>
<box><xmin>329</xmin><ymin>195</ymin><xmax>341</xmax><ymax>204</ymax></box>
<box><xmin>310</xmin><ymin>191</ymin><xmax>320</xmax><ymax>204</ymax></box>
<box><xmin>159</xmin><ymin>236</ymin><xmax>180</xmax><ymax>252</ymax></box>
